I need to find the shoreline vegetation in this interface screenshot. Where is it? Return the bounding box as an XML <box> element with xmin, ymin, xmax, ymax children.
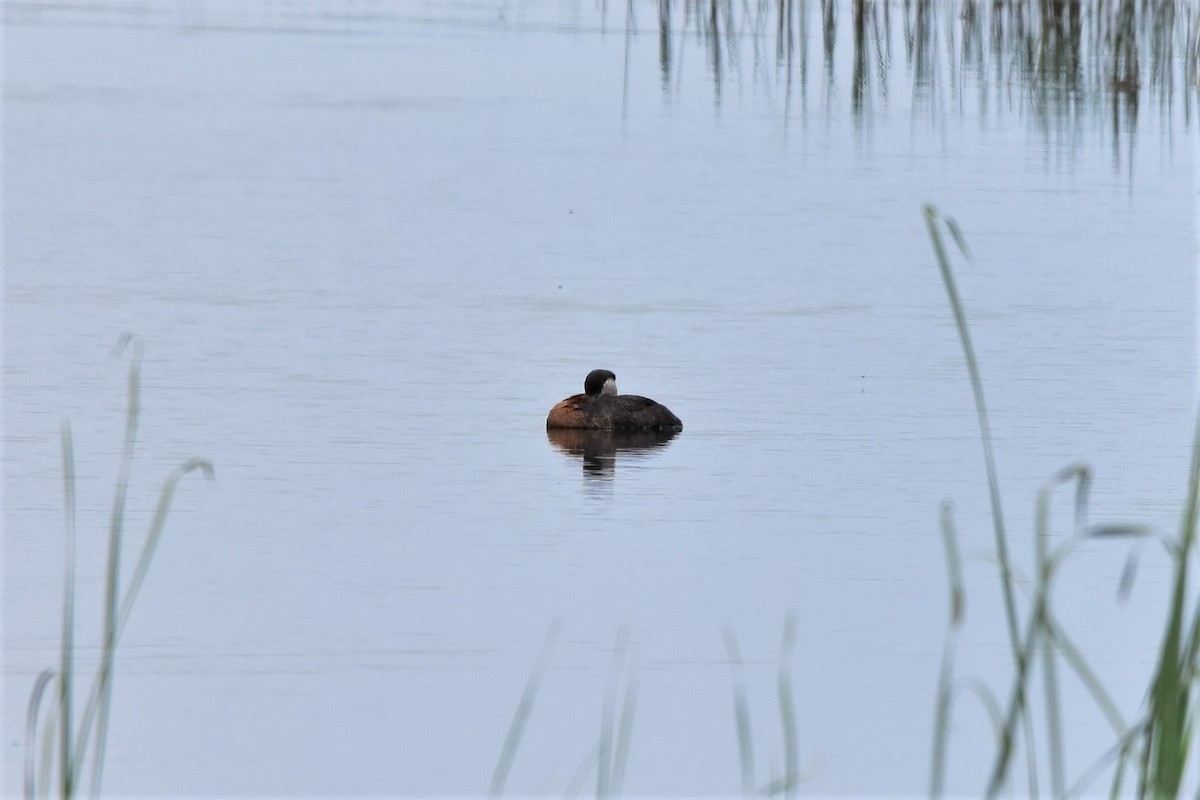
<box><xmin>21</xmin><ymin>240</ymin><xmax>1197</xmax><ymax>796</ymax></box>
<box><xmin>924</xmin><ymin>205</ymin><xmax>1200</xmax><ymax>798</ymax></box>
<box><xmin>23</xmin><ymin>337</ymin><xmax>213</xmax><ymax>800</ymax></box>
<box><xmin>484</xmin><ymin>211</ymin><xmax>1199</xmax><ymax>797</ymax></box>
<box><xmin>483</xmin><ymin>211</ymin><xmax>1198</xmax><ymax>796</ymax></box>
<box><xmin>14</xmin><ymin>1</ymin><xmax>1195</xmax><ymax>792</ymax></box>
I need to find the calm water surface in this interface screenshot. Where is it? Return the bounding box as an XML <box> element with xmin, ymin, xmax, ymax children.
<box><xmin>3</xmin><ymin>1</ymin><xmax>1197</xmax><ymax>795</ymax></box>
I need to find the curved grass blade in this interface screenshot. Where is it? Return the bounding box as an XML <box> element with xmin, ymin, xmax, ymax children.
<box><xmin>25</xmin><ymin>670</ymin><xmax>55</xmax><ymax>800</ymax></box>
<box><xmin>116</xmin><ymin>458</ymin><xmax>215</xmax><ymax>637</ymax></box>
<box><xmin>26</xmin><ymin>339</ymin><xmax>212</xmax><ymax>800</ymax></box>
<box><xmin>924</xmin><ymin>205</ymin><xmax>1031</xmax><ymax>798</ymax></box>
<box><xmin>953</xmin><ymin>678</ymin><xmax>1005</xmax><ymax>736</ymax></box>
<box><xmin>69</xmin><ymin>457</ymin><xmax>216</xmax><ymax>781</ymax></box>
<box><xmin>922</xmin><ymin>205</ymin><xmax>1020</xmax><ymax>659</ymax></box>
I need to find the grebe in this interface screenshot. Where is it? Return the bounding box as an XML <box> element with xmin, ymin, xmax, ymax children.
<box><xmin>546</xmin><ymin>369</ymin><xmax>682</xmax><ymax>431</ymax></box>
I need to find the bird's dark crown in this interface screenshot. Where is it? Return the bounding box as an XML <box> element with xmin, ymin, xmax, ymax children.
<box><xmin>583</xmin><ymin>369</ymin><xmax>616</xmax><ymax>397</ymax></box>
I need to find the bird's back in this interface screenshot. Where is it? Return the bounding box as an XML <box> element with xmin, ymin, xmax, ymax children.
<box><xmin>547</xmin><ymin>394</ymin><xmax>681</xmax><ymax>431</ymax></box>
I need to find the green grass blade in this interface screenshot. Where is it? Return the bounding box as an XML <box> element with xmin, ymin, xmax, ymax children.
<box><xmin>943</xmin><ymin>215</ymin><xmax>973</xmax><ymax>261</ymax></box>
<box><xmin>985</xmin><ymin>597</ymin><xmax>1044</xmax><ymax>797</ymax></box>
<box><xmin>610</xmin><ymin>675</ymin><xmax>639</xmax><ymax>796</ymax></box>
<box><xmin>1144</xmin><ymin>405</ymin><xmax>1200</xmax><ymax>795</ymax></box>
<box><xmin>1116</xmin><ymin>549</ymin><xmax>1140</xmax><ymax>602</ymax></box>
<box><xmin>1084</xmin><ymin>524</ymin><xmax>1156</xmax><ymax>538</ymax></box>
<box><xmin>1036</xmin><ymin>464</ymin><xmax>1091</xmax><ymax>569</ymax></box>
<box><xmin>597</xmin><ymin>626</ymin><xmax>629</xmax><ymax>800</ymax></box>
<box><xmin>1106</xmin><ymin>721</ymin><xmax>1137</xmax><ymax>800</ymax></box>
<box><xmin>490</xmin><ymin>620</ymin><xmax>560</xmax><ymax>796</ymax></box>
<box><xmin>757</xmin><ymin>613</ymin><xmax>802</xmax><ymax>798</ymax></box>
<box><xmin>59</xmin><ymin>422</ymin><xmax>77</xmax><ymax>799</ymax></box>
<box><xmin>1032</xmin><ymin>464</ymin><xmax>1093</xmax><ymax>798</ymax></box>
<box><xmin>1060</xmin><ymin>720</ymin><xmax>1146</xmax><ymax>798</ymax></box>
<box><xmin>90</xmin><ymin>334</ymin><xmax>142</xmax><ymax>797</ymax></box>
<box><xmin>931</xmin><ymin>503</ymin><xmax>965</xmax><ymax>799</ymax></box>
<box><xmin>26</xmin><ymin>341</ymin><xmax>211</xmax><ymax>800</ymax></box>
<box><xmin>722</xmin><ymin>626</ymin><xmax>755</xmax><ymax>796</ymax></box>
<box><xmin>1042</xmin><ymin>624</ymin><xmax>1064</xmax><ymax>797</ymax></box>
<box><xmin>930</xmin><ymin>644</ymin><xmax>958</xmax><ymax>800</ymax></box>
<box><xmin>116</xmin><ymin>458</ymin><xmax>215</xmax><ymax>638</ymax></box>
<box><xmin>1040</xmin><ymin>613</ymin><xmax>1128</xmax><ymax>738</ymax></box>
<box><xmin>563</xmin><ymin>742</ymin><xmax>599</xmax><ymax>799</ymax></box>
<box><xmin>1182</xmin><ymin>591</ymin><xmax>1200</xmax><ymax>690</ymax></box>
<box><xmin>956</xmin><ymin>678</ymin><xmax>1005</xmax><ymax>736</ymax></box>
<box><xmin>940</xmin><ymin>503</ymin><xmax>965</xmax><ymax>627</ymax></box>
<box><xmin>777</xmin><ymin>613</ymin><xmax>799</xmax><ymax>797</ymax></box>
<box><xmin>922</xmin><ymin>205</ymin><xmax>1021</xmax><ymax>659</ymax></box>
<box><xmin>24</xmin><ymin>670</ymin><xmax>55</xmax><ymax>800</ymax></box>
<box><xmin>925</xmin><ymin>205</ymin><xmax>1034</xmax><ymax>798</ymax></box>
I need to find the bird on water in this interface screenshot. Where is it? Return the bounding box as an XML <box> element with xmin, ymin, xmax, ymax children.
<box><xmin>546</xmin><ymin>369</ymin><xmax>682</xmax><ymax>431</ymax></box>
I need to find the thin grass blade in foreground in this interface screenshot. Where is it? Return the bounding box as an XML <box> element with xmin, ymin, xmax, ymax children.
<box><xmin>1141</xmin><ymin>405</ymin><xmax>1200</xmax><ymax>796</ymax></box>
<box><xmin>930</xmin><ymin>502</ymin><xmax>964</xmax><ymax>799</ymax></box>
<box><xmin>59</xmin><ymin>422</ymin><xmax>77</xmax><ymax>800</ymax></box>
<box><xmin>91</xmin><ymin>334</ymin><xmax>142</xmax><ymax>796</ymax></box>
<box><xmin>1035</xmin><ymin>464</ymin><xmax>1092</xmax><ymax>798</ymax></box>
<box><xmin>922</xmin><ymin>205</ymin><xmax>1020</xmax><ymax>658</ymax></box>
<box><xmin>24</xmin><ymin>670</ymin><xmax>55</xmax><ymax>800</ymax></box>
<box><xmin>987</xmin><ymin>465</ymin><xmax>1146</xmax><ymax>797</ymax></box>
<box><xmin>923</xmin><ymin>206</ymin><xmax>1039</xmax><ymax>797</ymax></box>
<box><xmin>116</xmin><ymin>458</ymin><xmax>216</xmax><ymax>637</ymax></box>
<box><xmin>69</xmin><ymin>456</ymin><xmax>215</xmax><ymax>783</ymax></box>
<box><xmin>723</xmin><ymin>617</ymin><xmax>802</xmax><ymax>797</ymax></box>
<box><xmin>607</xmin><ymin>665</ymin><xmax>638</xmax><ymax>797</ymax></box>
<box><xmin>597</xmin><ymin>626</ymin><xmax>635</xmax><ymax>800</ymax></box>
<box><xmin>922</xmin><ymin>208</ymin><xmax>1198</xmax><ymax>796</ymax></box>
<box><xmin>765</xmin><ymin>613</ymin><xmax>800</xmax><ymax>798</ymax></box>
<box><xmin>600</xmin><ymin>628</ymin><xmax>638</xmax><ymax>796</ymax></box>
<box><xmin>722</xmin><ymin>626</ymin><xmax>756</xmax><ymax>796</ymax></box>
<box><xmin>490</xmin><ymin>620</ymin><xmax>560</xmax><ymax>796</ymax></box>
<box><xmin>25</xmin><ymin>338</ymin><xmax>213</xmax><ymax>800</ymax></box>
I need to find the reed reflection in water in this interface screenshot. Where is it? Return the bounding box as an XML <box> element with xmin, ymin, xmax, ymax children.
<box><xmin>639</xmin><ymin>0</ymin><xmax>1198</xmax><ymax>143</ymax></box>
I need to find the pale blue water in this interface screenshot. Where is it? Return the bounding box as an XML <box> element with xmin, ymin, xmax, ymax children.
<box><xmin>3</xmin><ymin>1</ymin><xmax>1196</xmax><ymax>795</ymax></box>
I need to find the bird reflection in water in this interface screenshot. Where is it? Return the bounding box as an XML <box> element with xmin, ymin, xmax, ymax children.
<box><xmin>545</xmin><ymin>427</ymin><xmax>679</xmax><ymax>478</ymax></box>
